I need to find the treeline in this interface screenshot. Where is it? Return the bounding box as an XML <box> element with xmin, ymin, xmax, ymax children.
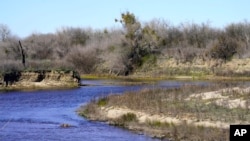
<box><xmin>1</xmin><ymin>12</ymin><xmax>250</xmax><ymax>75</ymax></box>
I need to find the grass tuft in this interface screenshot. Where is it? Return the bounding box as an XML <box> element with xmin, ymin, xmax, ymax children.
<box><xmin>97</xmin><ymin>97</ymin><xmax>108</xmax><ymax>107</ymax></box>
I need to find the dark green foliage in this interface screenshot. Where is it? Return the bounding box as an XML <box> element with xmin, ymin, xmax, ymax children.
<box><xmin>113</xmin><ymin>113</ymin><xmax>137</xmax><ymax>126</ymax></box>
<box><xmin>147</xmin><ymin>120</ymin><xmax>168</xmax><ymax>128</ymax></box>
<box><xmin>210</xmin><ymin>34</ymin><xmax>238</xmax><ymax>61</ymax></box>
<box><xmin>120</xmin><ymin>113</ymin><xmax>137</xmax><ymax>122</ymax></box>
<box><xmin>117</xmin><ymin>12</ymin><xmax>144</xmax><ymax>70</ymax></box>
<box><xmin>97</xmin><ymin>97</ymin><xmax>108</xmax><ymax>106</ymax></box>
<box><xmin>141</xmin><ymin>54</ymin><xmax>157</xmax><ymax>65</ymax></box>
<box><xmin>116</xmin><ymin>12</ymin><xmax>160</xmax><ymax>73</ymax></box>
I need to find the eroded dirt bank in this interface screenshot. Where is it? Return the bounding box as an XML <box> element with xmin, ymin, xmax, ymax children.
<box><xmin>0</xmin><ymin>70</ymin><xmax>80</xmax><ymax>91</ymax></box>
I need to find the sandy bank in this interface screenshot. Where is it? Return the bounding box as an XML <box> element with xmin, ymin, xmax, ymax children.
<box><xmin>187</xmin><ymin>87</ymin><xmax>250</xmax><ymax>109</ymax></box>
<box><xmin>79</xmin><ymin>85</ymin><xmax>250</xmax><ymax>140</ymax></box>
<box><xmin>100</xmin><ymin>106</ymin><xmax>230</xmax><ymax>129</ymax></box>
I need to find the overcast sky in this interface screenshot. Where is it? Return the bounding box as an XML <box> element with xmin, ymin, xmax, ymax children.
<box><xmin>0</xmin><ymin>0</ymin><xmax>249</xmax><ymax>38</ymax></box>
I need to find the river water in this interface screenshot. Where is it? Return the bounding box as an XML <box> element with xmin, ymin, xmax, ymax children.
<box><xmin>0</xmin><ymin>79</ymin><xmax>208</xmax><ymax>141</ymax></box>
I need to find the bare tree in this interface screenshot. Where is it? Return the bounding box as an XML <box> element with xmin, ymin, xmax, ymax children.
<box><xmin>0</xmin><ymin>24</ymin><xmax>11</xmax><ymax>42</ymax></box>
<box><xmin>23</xmin><ymin>33</ymin><xmax>56</xmax><ymax>60</ymax></box>
<box><xmin>66</xmin><ymin>46</ymin><xmax>98</xmax><ymax>74</ymax></box>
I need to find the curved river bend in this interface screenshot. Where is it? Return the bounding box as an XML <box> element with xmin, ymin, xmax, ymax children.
<box><xmin>0</xmin><ymin>79</ymin><xmax>208</xmax><ymax>141</ymax></box>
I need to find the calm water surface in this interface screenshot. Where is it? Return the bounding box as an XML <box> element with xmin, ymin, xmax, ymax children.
<box><xmin>0</xmin><ymin>79</ymin><xmax>208</xmax><ymax>141</ymax></box>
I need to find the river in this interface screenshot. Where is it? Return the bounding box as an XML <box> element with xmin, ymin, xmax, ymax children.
<box><xmin>0</xmin><ymin>79</ymin><xmax>208</xmax><ymax>141</ymax></box>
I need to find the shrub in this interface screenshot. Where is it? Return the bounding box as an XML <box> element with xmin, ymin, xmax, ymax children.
<box><xmin>112</xmin><ymin>112</ymin><xmax>137</xmax><ymax>127</ymax></box>
<box><xmin>97</xmin><ymin>97</ymin><xmax>108</xmax><ymax>107</ymax></box>
<box><xmin>209</xmin><ymin>34</ymin><xmax>238</xmax><ymax>61</ymax></box>
<box><xmin>147</xmin><ymin>120</ymin><xmax>171</xmax><ymax>128</ymax></box>
<box><xmin>57</xmin><ymin>27</ymin><xmax>89</xmax><ymax>46</ymax></box>
<box><xmin>0</xmin><ymin>60</ymin><xmax>23</xmax><ymax>74</ymax></box>
<box><xmin>66</xmin><ymin>46</ymin><xmax>98</xmax><ymax>74</ymax></box>
<box><xmin>23</xmin><ymin>33</ymin><xmax>57</xmax><ymax>60</ymax></box>
<box><xmin>120</xmin><ymin>113</ymin><xmax>137</xmax><ymax>122</ymax></box>
<box><xmin>78</xmin><ymin>103</ymin><xmax>98</xmax><ymax>118</ymax></box>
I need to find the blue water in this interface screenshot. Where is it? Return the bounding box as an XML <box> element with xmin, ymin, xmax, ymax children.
<box><xmin>0</xmin><ymin>79</ymin><xmax>208</xmax><ymax>141</ymax></box>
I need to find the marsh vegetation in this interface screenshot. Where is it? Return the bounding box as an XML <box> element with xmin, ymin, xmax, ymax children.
<box><xmin>79</xmin><ymin>82</ymin><xmax>250</xmax><ymax>140</ymax></box>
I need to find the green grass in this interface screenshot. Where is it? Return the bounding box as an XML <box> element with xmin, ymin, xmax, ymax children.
<box><xmin>112</xmin><ymin>113</ymin><xmax>137</xmax><ymax>127</ymax></box>
<box><xmin>120</xmin><ymin>113</ymin><xmax>137</xmax><ymax>122</ymax></box>
<box><xmin>97</xmin><ymin>97</ymin><xmax>108</xmax><ymax>107</ymax></box>
<box><xmin>147</xmin><ymin>120</ymin><xmax>171</xmax><ymax>128</ymax></box>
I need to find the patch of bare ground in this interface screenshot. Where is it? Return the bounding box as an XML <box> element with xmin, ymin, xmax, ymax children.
<box><xmin>78</xmin><ymin>83</ymin><xmax>250</xmax><ymax>140</ymax></box>
<box><xmin>187</xmin><ymin>87</ymin><xmax>250</xmax><ymax>109</ymax></box>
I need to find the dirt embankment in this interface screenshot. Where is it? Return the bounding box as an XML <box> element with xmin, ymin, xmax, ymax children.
<box><xmin>0</xmin><ymin>70</ymin><xmax>80</xmax><ymax>91</ymax></box>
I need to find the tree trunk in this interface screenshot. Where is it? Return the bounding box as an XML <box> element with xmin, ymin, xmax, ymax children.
<box><xmin>19</xmin><ymin>40</ymin><xmax>26</xmax><ymax>68</ymax></box>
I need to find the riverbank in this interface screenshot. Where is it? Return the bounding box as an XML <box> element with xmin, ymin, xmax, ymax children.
<box><xmin>78</xmin><ymin>84</ymin><xmax>250</xmax><ymax>140</ymax></box>
<box><xmin>82</xmin><ymin>73</ymin><xmax>250</xmax><ymax>82</ymax></box>
<box><xmin>83</xmin><ymin>58</ymin><xmax>250</xmax><ymax>81</ymax></box>
<box><xmin>0</xmin><ymin>70</ymin><xmax>80</xmax><ymax>91</ymax></box>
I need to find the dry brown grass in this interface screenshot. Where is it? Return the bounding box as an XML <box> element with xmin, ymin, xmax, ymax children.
<box><xmin>78</xmin><ymin>82</ymin><xmax>250</xmax><ymax>140</ymax></box>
